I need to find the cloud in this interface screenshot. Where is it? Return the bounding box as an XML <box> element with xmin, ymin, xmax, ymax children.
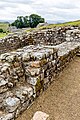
<box><xmin>0</xmin><ymin>0</ymin><xmax>80</xmax><ymax>23</ymax></box>
<box><xmin>1</xmin><ymin>0</ymin><xmax>34</xmax><ymax>4</ymax></box>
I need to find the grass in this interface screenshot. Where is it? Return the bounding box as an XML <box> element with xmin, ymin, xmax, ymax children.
<box><xmin>26</xmin><ymin>28</ymin><xmax>37</xmax><ymax>32</ymax></box>
<box><xmin>0</xmin><ymin>33</ymin><xmax>8</xmax><ymax>38</ymax></box>
<box><xmin>39</xmin><ymin>20</ymin><xmax>80</xmax><ymax>30</ymax></box>
<box><xmin>0</xmin><ymin>22</ymin><xmax>10</xmax><ymax>38</ymax></box>
<box><xmin>26</xmin><ymin>20</ymin><xmax>80</xmax><ymax>32</ymax></box>
<box><xmin>0</xmin><ymin>22</ymin><xmax>9</xmax><ymax>32</ymax></box>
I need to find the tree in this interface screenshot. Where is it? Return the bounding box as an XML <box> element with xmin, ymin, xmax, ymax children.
<box><xmin>11</xmin><ymin>14</ymin><xmax>45</xmax><ymax>28</ymax></box>
<box><xmin>23</xmin><ymin>16</ymin><xmax>30</xmax><ymax>27</ymax></box>
<box><xmin>29</xmin><ymin>14</ymin><xmax>45</xmax><ymax>28</ymax></box>
<box><xmin>0</xmin><ymin>28</ymin><xmax>3</xmax><ymax>33</ymax></box>
<box><xmin>11</xmin><ymin>16</ymin><xmax>24</xmax><ymax>28</ymax></box>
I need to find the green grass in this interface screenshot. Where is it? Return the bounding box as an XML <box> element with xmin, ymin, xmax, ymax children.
<box><xmin>0</xmin><ymin>22</ymin><xmax>9</xmax><ymax>32</ymax></box>
<box><xmin>0</xmin><ymin>22</ymin><xmax>10</xmax><ymax>38</ymax></box>
<box><xmin>39</xmin><ymin>20</ymin><xmax>80</xmax><ymax>30</ymax></box>
<box><xmin>0</xmin><ymin>33</ymin><xmax>8</xmax><ymax>38</ymax></box>
<box><xmin>26</xmin><ymin>28</ymin><xmax>37</xmax><ymax>33</ymax></box>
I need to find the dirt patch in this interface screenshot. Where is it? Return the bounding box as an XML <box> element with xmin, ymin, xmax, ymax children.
<box><xmin>16</xmin><ymin>57</ymin><xmax>80</xmax><ymax>120</ymax></box>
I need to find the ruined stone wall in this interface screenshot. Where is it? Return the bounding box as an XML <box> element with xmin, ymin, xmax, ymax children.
<box><xmin>0</xmin><ymin>42</ymin><xmax>80</xmax><ymax>120</ymax></box>
<box><xmin>31</xmin><ymin>27</ymin><xmax>66</xmax><ymax>45</ymax></box>
<box><xmin>0</xmin><ymin>33</ymin><xmax>34</xmax><ymax>54</ymax></box>
<box><xmin>66</xmin><ymin>28</ymin><xmax>80</xmax><ymax>42</ymax></box>
<box><xmin>1</xmin><ymin>26</ymin><xmax>80</xmax><ymax>54</ymax></box>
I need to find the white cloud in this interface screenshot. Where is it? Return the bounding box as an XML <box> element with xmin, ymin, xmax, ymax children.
<box><xmin>0</xmin><ymin>0</ymin><xmax>80</xmax><ymax>23</ymax></box>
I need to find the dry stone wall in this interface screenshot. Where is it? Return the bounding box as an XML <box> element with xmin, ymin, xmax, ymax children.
<box><xmin>0</xmin><ymin>41</ymin><xmax>80</xmax><ymax>120</ymax></box>
<box><xmin>1</xmin><ymin>26</ymin><xmax>80</xmax><ymax>119</ymax></box>
<box><xmin>0</xmin><ymin>33</ymin><xmax>34</xmax><ymax>54</ymax></box>
<box><xmin>1</xmin><ymin>26</ymin><xmax>80</xmax><ymax>54</ymax></box>
<box><xmin>31</xmin><ymin>27</ymin><xmax>66</xmax><ymax>45</ymax></box>
<box><xmin>66</xmin><ymin>28</ymin><xmax>80</xmax><ymax>42</ymax></box>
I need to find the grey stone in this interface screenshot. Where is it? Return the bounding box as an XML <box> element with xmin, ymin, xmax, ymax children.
<box><xmin>4</xmin><ymin>97</ymin><xmax>20</xmax><ymax>112</ymax></box>
<box><xmin>0</xmin><ymin>113</ymin><xmax>14</xmax><ymax>120</ymax></box>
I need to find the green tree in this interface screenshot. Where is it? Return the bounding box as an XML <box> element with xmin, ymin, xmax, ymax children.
<box><xmin>11</xmin><ymin>14</ymin><xmax>45</xmax><ymax>28</ymax></box>
<box><xmin>29</xmin><ymin>14</ymin><xmax>45</xmax><ymax>28</ymax></box>
<box><xmin>0</xmin><ymin>28</ymin><xmax>3</xmax><ymax>33</ymax></box>
<box><xmin>17</xmin><ymin>16</ymin><xmax>24</xmax><ymax>28</ymax></box>
<box><xmin>11</xmin><ymin>16</ymin><xmax>24</xmax><ymax>28</ymax></box>
<box><xmin>23</xmin><ymin>16</ymin><xmax>30</xmax><ymax>27</ymax></box>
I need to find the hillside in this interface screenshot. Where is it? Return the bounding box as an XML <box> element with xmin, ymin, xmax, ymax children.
<box><xmin>0</xmin><ymin>22</ymin><xmax>9</xmax><ymax>31</ymax></box>
<box><xmin>0</xmin><ymin>22</ymin><xmax>9</xmax><ymax>38</ymax></box>
<box><xmin>39</xmin><ymin>20</ymin><xmax>80</xmax><ymax>30</ymax></box>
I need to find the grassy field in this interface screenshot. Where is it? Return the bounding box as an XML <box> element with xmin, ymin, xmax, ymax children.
<box><xmin>0</xmin><ymin>33</ymin><xmax>8</xmax><ymax>38</ymax></box>
<box><xmin>0</xmin><ymin>22</ymin><xmax>9</xmax><ymax>38</ymax></box>
<box><xmin>39</xmin><ymin>20</ymin><xmax>80</xmax><ymax>30</ymax></box>
<box><xmin>0</xmin><ymin>22</ymin><xmax>9</xmax><ymax>32</ymax></box>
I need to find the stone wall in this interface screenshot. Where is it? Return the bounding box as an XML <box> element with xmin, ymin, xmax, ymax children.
<box><xmin>31</xmin><ymin>27</ymin><xmax>66</xmax><ymax>45</ymax></box>
<box><xmin>0</xmin><ymin>33</ymin><xmax>34</xmax><ymax>54</ymax></box>
<box><xmin>1</xmin><ymin>26</ymin><xmax>80</xmax><ymax>119</ymax></box>
<box><xmin>66</xmin><ymin>28</ymin><xmax>80</xmax><ymax>42</ymax></box>
<box><xmin>32</xmin><ymin>26</ymin><xmax>80</xmax><ymax>44</ymax></box>
<box><xmin>0</xmin><ymin>41</ymin><xmax>80</xmax><ymax>120</ymax></box>
<box><xmin>1</xmin><ymin>26</ymin><xmax>80</xmax><ymax>54</ymax></box>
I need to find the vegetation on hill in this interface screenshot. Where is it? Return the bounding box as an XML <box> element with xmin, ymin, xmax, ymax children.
<box><xmin>0</xmin><ymin>22</ymin><xmax>9</xmax><ymax>32</ymax></box>
<box><xmin>0</xmin><ymin>33</ymin><xmax>7</xmax><ymax>38</ymax></box>
<box><xmin>39</xmin><ymin>20</ymin><xmax>80</xmax><ymax>29</ymax></box>
<box><xmin>11</xmin><ymin>14</ymin><xmax>45</xmax><ymax>28</ymax></box>
<box><xmin>0</xmin><ymin>22</ymin><xmax>9</xmax><ymax>38</ymax></box>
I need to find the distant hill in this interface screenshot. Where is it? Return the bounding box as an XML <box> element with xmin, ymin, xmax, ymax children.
<box><xmin>0</xmin><ymin>19</ymin><xmax>13</xmax><ymax>23</ymax></box>
<box><xmin>0</xmin><ymin>22</ymin><xmax>9</xmax><ymax>24</ymax></box>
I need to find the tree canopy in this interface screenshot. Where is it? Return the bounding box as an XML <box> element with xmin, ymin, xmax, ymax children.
<box><xmin>11</xmin><ymin>14</ymin><xmax>45</xmax><ymax>28</ymax></box>
<box><xmin>0</xmin><ymin>28</ymin><xmax>3</xmax><ymax>33</ymax></box>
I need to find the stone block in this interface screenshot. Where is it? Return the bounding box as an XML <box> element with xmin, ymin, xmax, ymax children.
<box><xmin>0</xmin><ymin>113</ymin><xmax>14</xmax><ymax>120</ymax></box>
<box><xmin>4</xmin><ymin>97</ymin><xmax>20</xmax><ymax>112</ymax></box>
<box><xmin>25</xmin><ymin>66</ymin><xmax>41</xmax><ymax>76</ymax></box>
<box><xmin>31</xmin><ymin>111</ymin><xmax>49</xmax><ymax>120</ymax></box>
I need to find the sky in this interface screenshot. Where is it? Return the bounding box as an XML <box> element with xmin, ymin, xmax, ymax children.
<box><xmin>0</xmin><ymin>0</ymin><xmax>80</xmax><ymax>23</ymax></box>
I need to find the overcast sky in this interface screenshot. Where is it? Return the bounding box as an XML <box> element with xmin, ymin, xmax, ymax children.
<box><xmin>0</xmin><ymin>0</ymin><xmax>80</xmax><ymax>23</ymax></box>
